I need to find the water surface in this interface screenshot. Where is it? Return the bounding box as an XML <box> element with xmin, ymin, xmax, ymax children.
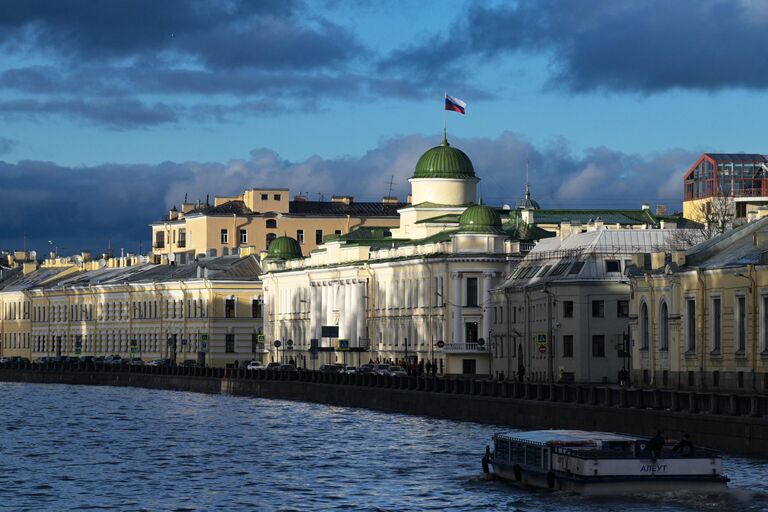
<box><xmin>0</xmin><ymin>382</ymin><xmax>767</xmax><ymax>511</ymax></box>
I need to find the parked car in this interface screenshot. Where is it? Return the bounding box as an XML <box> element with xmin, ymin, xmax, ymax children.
<box><xmin>358</xmin><ymin>364</ymin><xmax>374</xmax><ymax>374</ymax></box>
<box><xmin>179</xmin><ymin>359</ymin><xmax>200</xmax><ymax>368</ymax></box>
<box><xmin>246</xmin><ymin>361</ymin><xmax>264</xmax><ymax>371</ymax></box>
<box><xmin>127</xmin><ymin>358</ymin><xmax>144</xmax><ymax>366</ymax></box>
<box><xmin>387</xmin><ymin>366</ymin><xmax>407</xmax><ymax>377</ymax></box>
<box><xmin>319</xmin><ymin>364</ymin><xmax>341</xmax><ymax>374</ymax></box>
<box><xmin>103</xmin><ymin>355</ymin><xmax>123</xmax><ymax>366</ymax></box>
<box><xmin>63</xmin><ymin>356</ymin><xmax>81</xmax><ymax>365</ymax></box>
<box><xmin>341</xmin><ymin>365</ymin><xmax>357</xmax><ymax>374</ymax></box>
<box><xmin>266</xmin><ymin>362</ymin><xmax>281</xmax><ymax>371</ymax></box>
<box><xmin>79</xmin><ymin>356</ymin><xmax>95</xmax><ymax>364</ymax></box>
<box><xmin>278</xmin><ymin>363</ymin><xmax>298</xmax><ymax>372</ymax></box>
<box><xmin>147</xmin><ymin>358</ymin><xmax>172</xmax><ymax>367</ymax></box>
<box><xmin>11</xmin><ymin>357</ymin><xmax>30</xmax><ymax>365</ymax></box>
<box><xmin>374</xmin><ymin>364</ymin><xmax>390</xmax><ymax>375</ymax></box>
<box><xmin>0</xmin><ymin>357</ymin><xmax>10</xmax><ymax>365</ymax></box>
<box><xmin>34</xmin><ymin>356</ymin><xmax>49</xmax><ymax>364</ymax></box>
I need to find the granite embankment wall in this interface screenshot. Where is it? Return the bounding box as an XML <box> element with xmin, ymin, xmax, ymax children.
<box><xmin>2</xmin><ymin>364</ymin><xmax>767</xmax><ymax>457</ymax></box>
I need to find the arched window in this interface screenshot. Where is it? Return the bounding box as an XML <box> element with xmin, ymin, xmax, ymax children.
<box><xmin>266</xmin><ymin>233</ymin><xmax>277</xmax><ymax>247</ymax></box>
<box><xmin>640</xmin><ymin>302</ymin><xmax>649</xmax><ymax>350</ymax></box>
<box><xmin>659</xmin><ymin>301</ymin><xmax>669</xmax><ymax>350</ymax></box>
<box><xmin>266</xmin><ymin>219</ymin><xmax>277</xmax><ymax>229</ymax></box>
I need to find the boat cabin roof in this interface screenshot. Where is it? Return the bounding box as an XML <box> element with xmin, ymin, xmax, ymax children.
<box><xmin>495</xmin><ymin>430</ymin><xmax>639</xmax><ymax>446</ymax></box>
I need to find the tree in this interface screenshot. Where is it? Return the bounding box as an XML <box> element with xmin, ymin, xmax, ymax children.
<box><xmin>670</xmin><ymin>194</ymin><xmax>736</xmax><ymax>249</ymax></box>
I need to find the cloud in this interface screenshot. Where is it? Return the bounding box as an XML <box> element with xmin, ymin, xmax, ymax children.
<box><xmin>0</xmin><ymin>132</ymin><xmax>696</xmax><ymax>255</ymax></box>
<box><xmin>381</xmin><ymin>0</ymin><xmax>768</xmax><ymax>93</ymax></box>
<box><xmin>0</xmin><ymin>136</ymin><xmax>16</xmax><ymax>154</ymax></box>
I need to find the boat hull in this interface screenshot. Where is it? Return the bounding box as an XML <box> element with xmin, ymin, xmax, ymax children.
<box><xmin>491</xmin><ymin>461</ymin><xmax>729</xmax><ymax>496</ymax></box>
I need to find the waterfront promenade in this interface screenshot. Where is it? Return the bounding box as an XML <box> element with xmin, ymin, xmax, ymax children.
<box><xmin>1</xmin><ymin>362</ymin><xmax>767</xmax><ymax>457</ymax></box>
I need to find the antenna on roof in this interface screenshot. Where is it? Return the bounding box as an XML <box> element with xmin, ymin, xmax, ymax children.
<box><xmin>206</xmin><ymin>194</ymin><xmax>210</xmax><ymax>205</ymax></box>
<box><xmin>386</xmin><ymin>175</ymin><xmax>396</xmax><ymax>198</ymax></box>
<box><xmin>184</xmin><ymin>192</ymin><xmax>188</xmax><ymax>203</ymax></box>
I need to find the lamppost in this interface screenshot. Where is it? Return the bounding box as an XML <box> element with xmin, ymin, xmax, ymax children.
<box><xmin>488</xmin><ymin>328</ymin><xmax>493</xmax><ymax>378</ymax></box>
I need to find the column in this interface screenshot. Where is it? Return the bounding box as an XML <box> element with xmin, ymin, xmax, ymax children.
<box><xmin>451</xmin><ymin>272</ymin><xmax>461</xmax><ymax>344</ymax></box>
<box><xmin>310</xmin><ymin>284</ymin><xmax>320</xmax><ymax>340</ymax></box>
<box><xmin>339</xmin><ymin>282</ymin><xmax>349</xmax><ymax>341</ymax></box>
<box><xmin>356</xmin><ymin>281</ymin><xmax>366</xmax><ymax>347</ymax></box>
<box><xmin>483</xmin><ymin>272</ymin><xmax>494</xmax><ymax>343</ymax></box>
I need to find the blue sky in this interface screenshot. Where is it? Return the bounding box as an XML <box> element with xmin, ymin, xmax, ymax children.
<box><xmin>1</xmin><ymin>0</ymin><xmax>767</xmax><ymax>254</ymax></box>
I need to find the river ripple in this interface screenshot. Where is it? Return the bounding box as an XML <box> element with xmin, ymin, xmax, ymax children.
<box><xmin>0</xmin><ymin>382</ymin><xmax>767</xmax><ymax>511</ymax></box>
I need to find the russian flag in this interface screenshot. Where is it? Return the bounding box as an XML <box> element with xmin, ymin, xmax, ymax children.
<box><xmin>445</xmin><ymin>94</ymin><xmax>466</xmax><ymax>114</ymax></box>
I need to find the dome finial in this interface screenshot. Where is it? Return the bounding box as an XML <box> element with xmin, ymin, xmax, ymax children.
<box><xmin>441</xmin><ymin>127</ymin><xmax>449</xmax><ymax>147</ymax></box>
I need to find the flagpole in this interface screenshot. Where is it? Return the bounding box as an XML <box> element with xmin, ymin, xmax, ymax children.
<box><xmin>443</xmin><ymin>91</ymin><xmax>447</xmax><ymax>140</ymax></box>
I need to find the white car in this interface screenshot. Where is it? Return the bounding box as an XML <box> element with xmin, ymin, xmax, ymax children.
<box><xmin>341</xmin><ymin>365</ymin><xmax>357</xmax><ymax>374</ymax></box>
<box><xmin>387</xmin><ymin>366</ymin><xmax>407</xmax><ymax>377</ymax></box>
<box><xmin>246</xmin><ymin>361</ymin><xmax>264</xmax><ymax>370</ymax></box>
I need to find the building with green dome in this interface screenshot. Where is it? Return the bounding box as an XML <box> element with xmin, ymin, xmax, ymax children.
<box><xmin>265</xmin><ymin>235</ymin><xmax>303</xmax><ymax>261</ymax></box>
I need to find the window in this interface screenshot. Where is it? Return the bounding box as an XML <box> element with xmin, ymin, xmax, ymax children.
<box><xmin>563</xmin><ymin>301</ymin><xmax>574</xmax><ymax>318</ymax></box>
<box><xmin>273</xmin><ymin>193</ymin><xmax>281</xmax><ymax>200</ymax></box>
<box><xmin>568</xmin><ymin>261</ymin><xmax>585</xmax><ymax>275</ymax></box>
<box><xmin>562</xmin><ymin>335</ymin><xmax>573</xmax><ymax>358</ymax></box>
<box><xmin>466</xmin><ymin>277</ymin><xmax>479</xmax><ymax>307</ymax></box>
<box><xmin>178</xmin><ymin>228</ymin><xmax>186</xmax><ymax>248</ymax></box>
<box><xmin>711</xmin><ymin>297</ymin><xmax>721</xmax><ymax>353</ymax></box>
<box><xmin>334</xmin><ymin>229</ymin><xmax>342</xmax><ymax>235</ymax></box>
<box><xmin>737</xmin><ymin>295</ymin><xmax>746</xmax><ymax>354</ymax></box>
<box><xmin>686</xmin><ymin>298</ymin><xmax>696</xmax><ymax>352</ymax></box>
<box><xmin>266</xmin><ymin>219</ymin><xmax>277</xmax><ymax>229</ymax></box>
<box><xmin>239</xmin><ymin>229</ymin><xmax>247</xmax><ymax>244</ymax></box>
<box><xmin>261</xmin><ymin>193</ymin><xmax>268</xmax><ymax>200</ymax></box>
<box><xmin>252</xmin><ymin>299</ymin><xmax>262</xmax><ymax>319</ymax></box>
<box><xmin>617</xmin><ymin>300</ymin><xmax>629</xmax><ymax>318</ymax></box>
<box><xmin>605</xmin><ymin>260</ymin><xmax>621</xmax><ymax>273</ymax></box>
<box><xmin>225</xmin><ymin>299</ymin><xmax>235</xmax><ymax>318</ymax></box>
<box><xmin>225</xmin><ymin>334</ymin><xmax>235</xmax><ymax>353</ymax></box>
<box><xmin>592</xmin><ymin>300</ymin><xmax>604</xmax><ymax>318</ymax></box>
<box><xmin>592</xmin><ymin>335</ymin><xmax>605</xmax><ymax>357</ymax></box>
<box><xmin>315</xmin><ymin>229</ymin><xmax>323</xmax><ymax>244</ymax></box>
<box><xmin>659</xmin><ymin>301</ymin><xmax>669</xmax><ymax>350</ymax></box>
<box><xmin>154</xmin><ymin>231</ymin><xmax>165</xmax><ymax>249</ymax></box>
<box><xmin>465</xmin><ymin>322</ymin><xmax>478</xmax><ymax>344</ymax></box>
<box><xmin>297</xmin><ymin>229</ymin><xmax>304</xmax><ymax>245</ymax></box>
<box><xmin>220</xmin><ymin>229</ymin><xmax>229</xmax><ymax>244</ymax></box>
<box><xmin>266</xmin><ymin>233</ymin><xmax>276</xmax><ymax>248</ymax></box>
<box><xmin>640</xmin><ymin>302</ymin><xmax>649</xmax><ymax>349</ymax></box>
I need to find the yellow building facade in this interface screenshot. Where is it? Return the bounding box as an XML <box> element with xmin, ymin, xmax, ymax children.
<box><xmin>0</xmin><ymin>254</ymin><xmax>265</xmax><ymax>367</ymax></box>
<box><xmin>151</xmin><ymin>188</ymin><xmax>405</xmax><ymax>264</ymax></box>
<box><xmin>629</xmin><ymin>216</ymin><xmax>768</xmax><ymax>392</ymax></box>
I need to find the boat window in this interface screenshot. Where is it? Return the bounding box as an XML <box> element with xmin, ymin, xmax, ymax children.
<box><xmin>525</xmin><ymin>445</ymin><xmax>543</xmax><ymax>467</ymax></box>
<box><xmin>542</xmin><ymin>449</ymin><xmax>549</xmax><ymax>470</ymax></box>
<box><xmin>510</xmin><ymin>442</ymin><xmax>525</xmax><ymax>463</ymax></box>
<box><xmin>495</xmin><ymin>439</ymin><xmax>510</xmax><ymax>462</ymax></box>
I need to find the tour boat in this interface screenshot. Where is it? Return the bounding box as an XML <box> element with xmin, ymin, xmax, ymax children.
<box><xmin>482</xmin><ymin>430</ymin><xmax>728</xmax><ymax>495</ymax></box>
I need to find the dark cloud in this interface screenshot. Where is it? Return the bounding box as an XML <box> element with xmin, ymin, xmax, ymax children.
<box><xmin>0</xmin><ymin>136</ymin><xmax>15</xmax><ymax>154</ymax></box>
<box><xmin>381</xmin><ymin>0</ymin><xmax>768</xmax><ymax>93</ymax></box>
<box><xmin>0</xmin><ymin>133</ymin><xmax>694</xmax><ymax>255</ymax></box>
<box><xmin>0</xmin><ymin>98</ymin><xmax>178</xmax><ymax>128</ymax></box>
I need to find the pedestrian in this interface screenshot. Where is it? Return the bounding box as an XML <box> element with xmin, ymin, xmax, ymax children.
<box><xmin>234</xmin><ymin>359</ymin><xmax>239</xmax><ymax>369</ymax></box>
<box><xmin>517</xmin><ymin>364</ymin><xmax>526</xmax><ymax>383</ymax></box>
<box><xmin>646</xmin><ymin>430</ymin><xmax>665</xmax><ymax>460</ymax></box>
<box><xmin>672</xmin><ymin>434</ymin><xmax>694</xmax><ymax>456</ymax></box>
<box><xmin>426</xmin><ymin>361</ymin><xmax>432</xmax><ymax>375</ymax></box>
<box><xmin>498</xmin><ymin>371</ymin><xmax>505</xmax><ymax>382</ymax></box>
<box><xmin>619</xmin><ymin>367</ymin><xmax>628</xmax><ymax>387</ymax></box>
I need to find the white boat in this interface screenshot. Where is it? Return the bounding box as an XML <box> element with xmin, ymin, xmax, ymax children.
<box><xmin>482</xmin><ymin>430</ymin><xmax>728</xmax><ymax>495</ymax></box>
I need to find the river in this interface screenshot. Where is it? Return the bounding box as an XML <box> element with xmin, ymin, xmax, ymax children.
<box><xmin>0</xmin><ymin>382</ymin><xmax>767</xmax><ymax>511</ymax></box>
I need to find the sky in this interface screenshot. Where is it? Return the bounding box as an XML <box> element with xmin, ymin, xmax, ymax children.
<box><xmin>1</xmin><ymin>0</ymin><xmax>767</xmax><ymax>255</ymax></box>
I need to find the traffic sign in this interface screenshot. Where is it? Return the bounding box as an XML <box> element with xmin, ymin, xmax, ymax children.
<box><xmin>287</xmin><ymin>339</ymin><xmax>294</xmax><ymax>349</ymax></box>
<box><xmin>130</xmin><ymin>339</ymin><xmax>139</xmax><ymax>354</ymax></box>
<box><xmin>338</xmin><ymin>339</ymin><xmax>350</xmax><ymax>351</ymax></box>
<box><xmin>257</xmin><ymin>334</ymin><xmax>265</xmax><ymax>344</ymax></box>
<box><xmin>274</xmin><ymin>340</ymin><xmax>282</xmax><ymax>348</ymax></box>
<box><xmin>436</xmin><ymin>340</ymin><xmax>445</xmax><ymax>348</ymax></box>
<box><xmin>537</xmin><ymin>333</ymin><xmax>547</xmax><ymax>354</ymax></box>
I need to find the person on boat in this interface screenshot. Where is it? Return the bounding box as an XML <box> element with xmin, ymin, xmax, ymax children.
<box><xmin>646</xmin><ymin>430</ymin><xmax>665</xmax><ymax>459</ymax></box>
<box><xmin>672</xmin><ymin>434</ymin><xmax>694</xmax><ymax>456</ymax></box>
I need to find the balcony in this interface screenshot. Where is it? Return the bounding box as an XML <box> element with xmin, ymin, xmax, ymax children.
<box><xmin>442</xmin><ymin>342</ymin><xmax>489</xmax><ymax>354</ymax></box>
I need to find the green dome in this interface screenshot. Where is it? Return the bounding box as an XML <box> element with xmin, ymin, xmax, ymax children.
<box><xmin>458</xmin><ymin>203</ymin><xmax>504</xmax><ymax>234</ymax></box>
<box><xmin>265</xmin><ymin>236</ymin><xmax>303</xmax><ymax>260</ymax></box>
<box><xmin>412</xmin><ymin>131</ymin><xmax>475</xmax><ymax>179</ymax></box>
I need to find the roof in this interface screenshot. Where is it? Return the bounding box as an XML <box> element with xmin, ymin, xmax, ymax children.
<box><xmin>683</xmin><ymin>216</ymin><xmax>768</xmax><ymax>269</ymax></box>
<box><xmin>531</xmin><ymin>209</ymin><xmax>658</xmax><ymax>226</ymax></box>
<box><xmin>265</xmin><ymin>236</ymin><xmax>303</xmax><ymax>261</ymax></box>
<box><xmin>704</xmin><ymin>153</ymin><xmax>767</xmax><ymax>164</ymax></box>
<box><xmin>287</xmin><ymin>200</ymin><xmax>405</xmax><ymax>217</ymax></box>
<box><xmin>458</xmin><ymin>203</ymin><xmax>504</xmax><ymax>234</ymax></box>
<box><xmin>495</xmin><ymin>430</ymin><xmax>640</xmax><ymax>445</ymax></box>
<box><xmin>412</xmin><ymin>132</ymin><xmax>476</xmax><ymax>180</ymax></box>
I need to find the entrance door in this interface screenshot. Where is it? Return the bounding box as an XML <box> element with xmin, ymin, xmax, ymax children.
<box><xmin>465</xmin><ymin>322</ymin><xmax>478</xmax><ymax>344</ymax></box>
<box><xmin>462</xmin><ymin>359</ymin><xmax>476</xmax><ymax>375</ymax></box>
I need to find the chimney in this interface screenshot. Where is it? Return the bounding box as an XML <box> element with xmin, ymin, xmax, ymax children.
<box><xmin>406</xmin><ymin>194</ymin><xmax>413</xmax><ymax>204</ymax></box>
<box><xmin>560</xmin><ymin>221</ymin><xmax>573</xmax><ymax>240</ymax></box>
<box><xmin>169</xmin><ymin>206</ymin><xmax>179</xmax><ymax>220</ymax></box>
<box><xmin>650</xmin><ymin>252</ymin><xmax>666</xmax><ymax>270</ymax></box>
<box><xmin>181</xmin><ymin>202</ymin><xmax>195</xmax><ymax>214</ymax></box>
<box><xmin>22</xmin><ymin>260</ymin><xmax>37</xmax><ymax>275</ymax></box>
<box><xmin>196</xmin><ymin>265</ymin><xmax>203</xmax><ymax>278</ymax></box>
<box><xmin>382</xmin><ymin>196</ymin><xmax>399</xmax><ymax>204</ymax></box>
<box><xmin>656</xmin><ymin>204</ymin><xmax>668</xmax><ymax>216</ymax></box>
<box><xmin>293</xmin><ymin>195</ymin><xmax>307</xmax><ymax>202</ymax></box>
<box><xmin>672</xmin><ymin>251</ymin><xmax>686</xmax><ymax>266</ymax></box>
<box><xmin>631</xmin><ymin>253</ymin><xmax>645</xmax><ymax>269</ymax></box>
<box><xmin>81</xmin><ymin>251</ymin><xmax>91</xmax><ymax>262</ymax></box>
<box><xmin>641</xmin><ymin>203</ymin><xmax>651</xmax><ymax>211</ymax></box>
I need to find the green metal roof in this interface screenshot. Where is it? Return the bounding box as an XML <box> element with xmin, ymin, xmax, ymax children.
<box><xmin>530</xmin><ymin>209</ymin><xmax>659</xmax><ymax>226</ymax></box>
<box><xmin>458</xmin><ymin>203</ymin><xmax>504</xmax><ymax>234</ymax></box>
<box><xmin>412</xmin><ymin>131</ymin><xmax>475</xmax><ymax>179</ymax></box>
<box><xmin>265</xmin><ymin>236</ymin><xmax>303</xmax><ymax>260</ymax></box>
